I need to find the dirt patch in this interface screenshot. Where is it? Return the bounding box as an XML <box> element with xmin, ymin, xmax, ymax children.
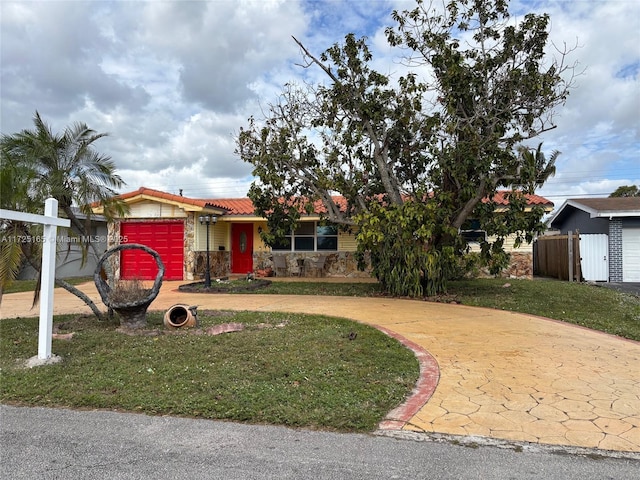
<box><xmin>115</xmin><ymin>324</ymin><xmax>245</xmax><ymax>337</ymax></box>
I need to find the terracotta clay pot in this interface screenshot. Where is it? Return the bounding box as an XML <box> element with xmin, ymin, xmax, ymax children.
<box><xmin>164</xmin><ymin>304</ymin><xmax>198</xmax><ymax>329</ymax></box>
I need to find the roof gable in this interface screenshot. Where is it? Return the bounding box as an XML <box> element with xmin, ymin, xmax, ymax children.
<box><xmin>109</xmin><ymin>187</ymin><xmax>228</xmax><ymax>213</ymax></box>
<box><xmin>549</xmin><ymin>197</ymin><xmax>640</xmax><ymax>228</ymax></box>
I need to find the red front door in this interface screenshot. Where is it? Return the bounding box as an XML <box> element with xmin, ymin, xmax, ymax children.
<box><xmin>231</xmin><ymin>223</ymin><xmax>253</xmax><ymax>274</ymax></box>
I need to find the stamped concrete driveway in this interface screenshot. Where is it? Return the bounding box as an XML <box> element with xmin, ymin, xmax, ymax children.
<box><xmin>1</xmin><ymin>281</ymin><xmax>639</xmax><ymax>453</ymax></box>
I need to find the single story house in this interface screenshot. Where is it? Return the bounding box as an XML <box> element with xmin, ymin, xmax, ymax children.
<box><xmin>92</xmin><ymin>187</ymin><xmax>553</xmax><ymax>281</ymax></box>
<box><xmin>548</xmin><ymin>197</ymin><xmax>640</xmax><ymax>282</ymax></box>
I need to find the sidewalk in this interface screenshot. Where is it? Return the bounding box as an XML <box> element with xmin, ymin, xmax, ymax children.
<box><xmin>1</xmin><ymin>281</ymin><xmax>639</xmax><ymax>453</ymax></box>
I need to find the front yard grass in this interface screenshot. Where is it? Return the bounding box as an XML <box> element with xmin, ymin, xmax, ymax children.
<box><xmin>3</xmin><ymin>276</ymin><xmax>92</xmax><ymax>295</ymax></box>
<box><xmin>2</xmin><ymin>276</ymin><xmax>636</xmax><ymax>432</ymax></box>
<box><xmin>247</xmin><ymin>280</ymin><xmax>383</xmax><ymax>297</ymax></box>
<box><xmin>0</xmin><ymin>310</ymin><xmax>418</xmax><ymax>432</ymax></box>
<box><xmin>245</xmin><ymin>278</ymin><xmax>640</xmax><ymax>341</ymax></box>
<box><xmin>445</xmin><ymin>278</ymin><xmax>640</xmax><ymax>342</ymax></box>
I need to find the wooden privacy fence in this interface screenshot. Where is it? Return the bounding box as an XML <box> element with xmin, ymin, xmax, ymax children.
<box><xmin>534</xmin><ymin>232</ymin><xmax>582</xmax><ymax>281</ymax></box>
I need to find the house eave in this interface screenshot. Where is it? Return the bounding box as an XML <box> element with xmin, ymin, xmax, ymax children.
<box><xmin>493</xmin><ymin>206</ymin><xmax>554</xmax><ymax>214</ymax></box>
<box><xmin>591</xmin><ymin>210</ymin><xmax>640</xmax><ymax>218</ymax></box>
<box><xmin>93</xmin><ymin>193</ymin><xmax>227</xmax><ymax>216</ymax></box>
<box><xmin>219</xmin><ymin>214</ymin><xmax>324</xmax><ymax>222</ymax></box>
<box><xmin>548</xmin><ymin>199</ymin><xmax>640</xmax><ymax>228</ymax></box>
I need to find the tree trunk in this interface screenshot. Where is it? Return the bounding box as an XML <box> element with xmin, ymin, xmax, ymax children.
<box><xmin>20</xmin><ymin>248</ymin><xmax>106</xmax><ymax>321</ymax></box>
<box><xmin>55</xmin><ymin>278</ymin><xmax>106</xmax><ymax>321</ymax></box>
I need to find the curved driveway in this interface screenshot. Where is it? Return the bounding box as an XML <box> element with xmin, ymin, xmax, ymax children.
<box><xmin>1</xmin><ymin>281</ymin><xmax>639</xmax><ymax>453</ymax></box>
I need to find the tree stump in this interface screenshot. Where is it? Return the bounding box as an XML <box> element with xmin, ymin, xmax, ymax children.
<box><xmin>94</xmin><ymin>244</ymin><xmax>165</xmax><ymax>329</ymax></box>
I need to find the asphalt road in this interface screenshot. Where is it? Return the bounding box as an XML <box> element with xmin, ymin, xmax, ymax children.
<box><xmin>596</xmin><ymin>282</ymin><xmax>640</xmax><ymax>296</ymax></box>
<box><xmin>1</xmin><ymin>405</ymin><xmax>638</xmax><ymax>480</ymax></box>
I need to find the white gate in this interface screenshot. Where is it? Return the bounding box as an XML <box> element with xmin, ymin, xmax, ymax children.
<box><xmin>579</xmin><ymin>234</ymin><xmax>609</xmax><ymax>282</ymax></box>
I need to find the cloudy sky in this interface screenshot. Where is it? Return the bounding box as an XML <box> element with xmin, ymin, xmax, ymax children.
<box><xmin>1</xmin><ymin>0</ymin><xmax>638</xmax><ymax>211</ymax></box>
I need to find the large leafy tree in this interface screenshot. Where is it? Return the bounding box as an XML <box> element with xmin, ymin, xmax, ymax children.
<box><xmin>236</xmin><ymin>0</ymin><xmax>575</xmax><ymax>296</ymax></box>
<box><xmin>609</xmin><ymin>185</ymin><xmax>639</xmax><ymax>198</ymax></box>
<box><xmin>0</xmin><ymin>112</ymin><xmax>127</xmax><ymax>318</ymax></box>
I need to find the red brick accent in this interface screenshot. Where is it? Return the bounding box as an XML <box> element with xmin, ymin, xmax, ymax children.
<box><xmin>375</xmin><ymin>326</ymin><xmax>440</xmax><ymax>430</ymax></box>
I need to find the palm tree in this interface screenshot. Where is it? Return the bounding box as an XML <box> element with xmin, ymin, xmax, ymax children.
<box><xmin>0</xmin><ymin>111</ymin><xmax>128</xmax><ymax>319</ymax></box>
<box><xmin>0</xmin><ymin>146</ymin><xmax>39</xmax><ymax>300</ymax></box>
<box><xmin>515</xmin><ymin>142</ymin><xmax>559</xmax><ymax>192</ymax></box>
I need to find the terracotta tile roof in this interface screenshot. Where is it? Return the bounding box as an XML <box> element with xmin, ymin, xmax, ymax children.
<box><xmin>310</xmin><ymin>196</ymin><xmax>349</xmax><ymax>215</ymax></box>
<box><xmin>210</xmin><ymin>191</ymin><xmax>552</xmax><ymax>215</ymax></box>
<box><xmin>485</xmin><ymin>191</ymin><xmax>554</xmax><ymax>207</ymax></box>
<box><xmin>207</xmin><ymin>196</ymin><xmax>349</xmax><ymax>216</ymax></box>
<box><xmin>117</xmin><ymin>187</ymin><xmax>216</xmax><ymax>208</ymax></box>
<box><xmin>206</xmin><ymin>198</ymin><xmax>255</xmax><ymax>215</ymax></box>
<box><xmin>110</xmin><ymin>187</ymin><xmax>553</xmax><ymax>217</ymax></box>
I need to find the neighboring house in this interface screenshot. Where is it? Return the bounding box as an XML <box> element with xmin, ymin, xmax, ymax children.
<box><xmin>548</xmin><ymin>198</ymin><xmax>640</xmax><ymax>282</ymax></box>
<box><xmin>18</xmin><ymin>208</ymin><xmax>108</xmax><ymax>280</ymax></box>
<box><xmin>92</xmin><ymin>186</ymin><xmax>553</xmax><ymax>281</ymax></box>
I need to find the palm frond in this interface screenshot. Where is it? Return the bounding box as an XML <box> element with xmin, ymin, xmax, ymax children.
<box><xmin>0</xmin><ymin>224</ymin><xmax>25</xmax><ymax>304</ymax></box>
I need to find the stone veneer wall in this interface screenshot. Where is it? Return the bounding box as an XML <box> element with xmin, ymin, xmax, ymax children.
<box><xmin>477</xmin><ymin>252</ymin><xmax>534</xmax><ymax>279</ymax></box>
<box><xmin>253</xmin><ymin>251</ymin><xmax>531</xmax><ymax>279</ymax></box>
<box><xmin>503</xmin><ymin>252</ymin><xmax>534</xmax><ymax>278</ymax></box>
<box><xmin>253</xmin><ymin>251</ymin><xmax>373</xmax><ymax>278</ymax></box>
<box><xmin>184</xmin><ymin>214</ymin><xmax>195</xmax><ymax>280</ymax></box>
<box><xmin>193</xmin><ymin>251</ymin><xmax>230</xmax><ymax>279</ymax></box>
<box><xmin>325</xmin><ymin>252</ymin><xmax>373</xmax><ymax>277</ymax></box>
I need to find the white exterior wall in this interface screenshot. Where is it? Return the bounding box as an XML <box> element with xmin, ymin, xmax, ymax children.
<box><xmin>195</xmin><ymin>222</ymin><xmax>229</xmax><ymax>251</ymax></box>
<box><xmin>338</xmin><ymin>229</ymin><xmax>358</xmax><ymax>251</ymax></box>
<box><xmin>467</xmin><ymin>234</ymin><xmax>534</xmax><ymax>253</ymax></box>
<box><xmin>127</xmin><ymin>201</ymin><xmax>187</xmax><ymax>219</ymax></box>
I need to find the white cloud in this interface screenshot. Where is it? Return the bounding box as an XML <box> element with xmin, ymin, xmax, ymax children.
<box><xmin>1</xmin><ymin>0</ymin><xmax>637</xmax><ymax>208</ymax></box>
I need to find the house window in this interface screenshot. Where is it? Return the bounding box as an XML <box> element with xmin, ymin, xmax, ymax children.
<box><xmin>239</xmin><ymin>231</ymin><xmax>248</xmax><ymax>253</ymax></box>
<box><xmin>294</xmin><ymin>222</ymin><xmax>314</xmax><ymax>251</ymax></box>
<box><xmin>271</xmin><ymin>222</ymin><xmax>338</xmax><ymax>252</ymax></box>
<box><xmin>460</xmin><ymin>220</ymin><xmax>486</xmax><ymax>244</ymax></box>
<box><xmin>461</xmin><ymin>230</ymin><xmax>486</xmax><ymax>243</ymax></box>
<box><xmin>317</xmin><ymin>225</ymin><xmax>338</xmax><ymax>250</ymax></box>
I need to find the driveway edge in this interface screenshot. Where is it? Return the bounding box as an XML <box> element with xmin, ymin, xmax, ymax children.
<box><xmin>375</xmin><ymin>325</ymin><xmax>440</xmax><ymax>430</ymax></box>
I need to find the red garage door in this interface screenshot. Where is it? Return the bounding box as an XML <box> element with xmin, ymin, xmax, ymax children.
<box><xmin>120</xmin><ymin>222</ymin><xmax>184</xmax><ymax>280</ymax></box>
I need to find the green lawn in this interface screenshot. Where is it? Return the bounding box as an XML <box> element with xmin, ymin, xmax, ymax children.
<box><xmin>238</xmin><ymin>280</ymin><xmax>383</xmax><ymax>297</ymax></box>
<box><xmin>1</xmin><ymin>276</ymin><xmax>637</xmax><ymax>433</ymax></box>
<box><xmin>0</xmin><ymin>310</ymin><xmax>418</xmax><ymax>432</ymax></box>
<box><xmin>2</xmin><ymin>276</ymin><xmax>92</xmax><ymax>294</ymax></box>
<box><xmin>446</xmin><ymin>278</ymin><xmax>640</xmax><ymax>342</ymax></box>
<box><xmin>252</xmin><ymin>278</ymin><xmax>640</xmax><ymax>342</ymax></box>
